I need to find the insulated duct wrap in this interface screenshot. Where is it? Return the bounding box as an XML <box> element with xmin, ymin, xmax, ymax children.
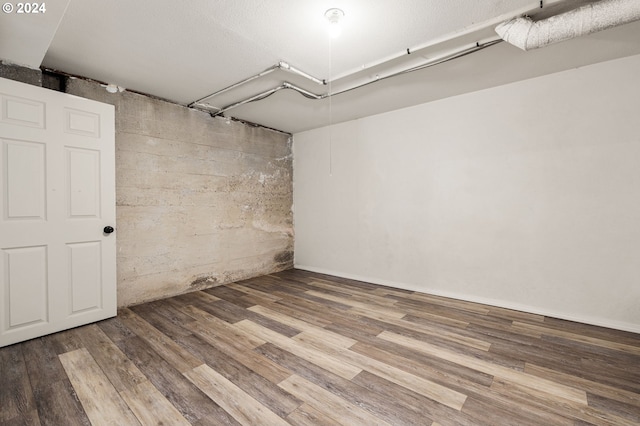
<box><xmin>495</xmin><ymin>0</ymin><xmax>640</xmax><ymax>50</ymax></box>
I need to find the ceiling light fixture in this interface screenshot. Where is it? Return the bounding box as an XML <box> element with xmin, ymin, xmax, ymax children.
<box><xmin>325</xmin><ymin>8</ymin><xmax>345</xmax><ymax>38</ymax></box>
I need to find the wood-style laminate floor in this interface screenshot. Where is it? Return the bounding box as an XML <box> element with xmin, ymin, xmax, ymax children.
<box><xmin>2</xmin><ymin>269</ymin><xmax>640</xmax><ymax>425</ymax></box>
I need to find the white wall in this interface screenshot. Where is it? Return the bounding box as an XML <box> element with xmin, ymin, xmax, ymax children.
<box><xmin>293</xmin><ymin>54</ymin><xmax>640</xmax><ymax>333</ymax></box>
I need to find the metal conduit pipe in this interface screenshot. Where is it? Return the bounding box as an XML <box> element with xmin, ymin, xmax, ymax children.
<box><xmin>211</xmin><ymin>38</ymin><xmax>501</xmax><ymax>117</ymax></box>
<box><xmin>329</xmin><ymin>38</ymin><xmax>502</xmax><ymax>98</ymax></box>
<box><xmin>195</xmin><ymin>0</ymin><xmax>595</xmax><ymax>115</ymax></box>
<box><xmin>189</xmin><ymin>61</ymin><xmax>325</xmax><ymax>109</ymax></box>
<box><xmin>212</xmin><ymin>82</ymin><xmax>324</xmax><ymax>117</ymax></box>
<box><xmin>215</xmin><ymin>84</ymin><xmax>288</xmax><ymax>113</ymax></box>
<box><xmin>189</xmin><ymin>64</ymin><xmax>279</xmax><ymax>108</ymax></box>
<box><xmin>496</xmin><ymin>0</ymin><xmax>640</xmax><ymax>50</ymax></box>
<box><xmin>328</xmin><ymin>0</ymin><xmax>566</xmax><ymax>81</ymax></box>
<box><xmin>278</xmin><ymin>62</ymin><xmax>326</xmax><ymax>86</ymax></box>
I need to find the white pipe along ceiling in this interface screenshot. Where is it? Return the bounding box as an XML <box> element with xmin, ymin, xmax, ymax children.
<box><xmin>192</xmin><ymin>38</ymin><xmax>502</xmax><ymax>118</ymax></box>
<box><xmin>495</xmin><ymin>0</ymin><xmax>640</xmax><ymax>50</ymax></box>
<box><xmin>190</xmin><ymin>0</ymin><xmax>640</xmax><ymax>121</ymax></box>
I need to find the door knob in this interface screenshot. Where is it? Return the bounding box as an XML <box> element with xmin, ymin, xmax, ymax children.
<box><xmin>103</xmin><ymin>226</ymin><xmax>114</xmax><ymax>234</ymax></box>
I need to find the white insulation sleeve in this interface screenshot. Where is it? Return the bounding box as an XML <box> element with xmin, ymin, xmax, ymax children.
<box><xmin>495</xmin><ymin>0</ymin><xmax>640</xmax><ymax>50</ymax></box>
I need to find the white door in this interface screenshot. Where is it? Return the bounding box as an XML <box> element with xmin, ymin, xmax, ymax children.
<box><xmin>0</xmin><ymin>77</ymin><xmax>116</xmax><ymax>347</ymax></box>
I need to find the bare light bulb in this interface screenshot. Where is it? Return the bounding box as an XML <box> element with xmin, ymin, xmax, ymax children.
<box><xmin>325</xmin><ymin>8</ymin><xmax>345</xmax><ymax>38</ymax></box>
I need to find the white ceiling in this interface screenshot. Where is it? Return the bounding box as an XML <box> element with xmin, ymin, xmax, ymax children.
<box><xmin>1</xmin><ymin>0</ymin><xmax>639</xmax><ymax>133</ymax></box>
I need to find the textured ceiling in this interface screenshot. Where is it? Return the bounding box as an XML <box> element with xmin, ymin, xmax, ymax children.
<box><xmin>1</xmin><ymin>0</ymin><xmax>639</xmax><ymax>133</ymax></box>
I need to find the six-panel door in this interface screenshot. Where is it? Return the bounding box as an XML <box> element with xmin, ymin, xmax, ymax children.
<box><xmin>0</xmin><ymin>77</ymin><xmax>116</xmax><ymax>347</ymax></box>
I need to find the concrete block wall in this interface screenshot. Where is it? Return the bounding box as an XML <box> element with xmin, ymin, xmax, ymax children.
<box><xmin>1</xmin><ymin>65</ymin><xmax>294</xmax><ymax>307</ymax></box>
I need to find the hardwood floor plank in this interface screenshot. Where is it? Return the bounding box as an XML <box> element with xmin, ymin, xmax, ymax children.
<box><xmin>172</xmin><ymin>289</ymin><xmax>221</xmax><ymax>306</ymax></box>
<box><xmin>184</xmin><ymin>313</ymin><xmax>292</xmax><ymax>384</ymax></box>
<box><xmin>379</xmin><ymin>330</ymin><xmax>589</xmax><ymax>405</ymax></box>
<box><xmin>461</xmin><ymin>396</ymin><xmax>554</xmax><ymax>426</ymax></box>
<box><xmin>348</xmin><ymin>306</ymin><xmax>491</xmax><ymax>351</ymax></box>
<box><xmin>323</xmin><ymin>318</ymin><xmax>385</xmax><ymax>342</ymax></box>
<box><xmin>33</xmin><ymin>380</ymin><xmax>91</xmax><ymax>426</ymax></box>
<box><xmin>75</xmin><ymin>324</ymin><xmax>147</xmax><ymax>392</ymax></box>
<box><xmin>355</xmin><ymin>315</ymin><xmax>511</xmax><ymax>369</ymax></box>
<box><xmin>349</xmin><ymin>341</ymin><xmax>494</xmax><ymax>390</ymax></box>
<box><xmin>116</xmin><ymin>336</ymin><xmax>239</xmax><ymax>425</ymax></box>
<box><xmin>352</xmin><ymin>339</ymin><xmax>599</xmax><ymax>425</ymax></box>
<box><xmin>44</xmin><ymin>327</ymin><xmax>85</xmax><ymax>355</ymax></box>
<box><xmin>587</xmin><ymin>393</ymin><xmax>640</xmax><ymax>424</ymax></box>
<box><xmin>488</xmin><ymin>338</ymin><xmax>585</xmax><ymax>377</ymax></box>
<box><xmin>291</xmin><ymin>330</ymin><xmax>468</xmax><ymax>411</ymax></box>
<box><xmin>512</xmin><ymin>321</ymin><xmax>640</xmax><ymax>356</ymax></box>
<box><xmin>396</xmin><ymin>299</ymin><xmax>514</xmax><ymax>331</ymax></box>
<box><xmin>232</xmin><ymin>283</ymin><xmax>283</xmax><ymax>303</ymax></box>
<box><xmin>130</xmin><ymin>303</ymin><xmax>196</xmax><ymax>340</ymax></box>
<box><xmin>235</xmin><ymin>319</ymin><xmax>363</xmax><ymax>380</ymax></box>
<box><xmin>305</xmin><ymin>289</ymin><xmax>405</xmax><ymax>318</ymax></box>
<box><xmin>249</xmin><ymin>304</ymin><xmax>357</xmax><ymax>348</ymax></box>
<box><xmin>279</xmin><ymin>374</ymin><xmax>393</xmax><ymax>426</ymax></box>
<box><xmin>120</xmin><ymin>380</ymin><xmax>191</xmax><ymax>426</ymax></box>
<box><xmin>351</xmin><ymin>370</ymin><xmax>471</xmax><ymax>426</ymax></box>
<box><xmin>387</xmin><ymin>290</ymin><xmax>492</xmax><ymax>315</ymax></box>
<box><xmin>341</xmin><ymin>350</ymin><xmax>466</xmax><ymax>410</ymax></box>
<box><xmin>524</xmin><ymin>363</ymin><xmax>640</xmax><ymax>408</ymax></box>
<box><xmin>486</xmin><ymin>305</ymin><xmax>545</xmax><ymax>323</ymax></box>
<box><xmin>180</xmin><ymin>305</ymin><xmax>266</xmax><ymax>349</ymax></box>
<box><xmin>542</xmin><ymin>316</ymin><xmax>640</xmax><ymax>346</ymax></box>
<box><xmin>264</xmin><ymin>299</ymin><xmax>333</xmax><ymax>328</ymax></box>
<box><xmin>579</xmin><ymin>352</ymin><xmax>639</xmax><ymax>393</ymax></box>
<box><xmin>488</xmin><ymin>378</ymin><xmax>636</xmax><ymax>426</ymax></box>
<box><xmin>286</xmin><ymin>403</ymin><xmax>342</xmax><ymax>426</ymax></box>
<box><xmin>118</xmin><ymin>308</ymin><xmax>203</xmax><ymax>373</ymax></box>
<box><xmin>203</xmin><ymin>297</ymin><xmax>259</xmax><ymax>322</ymax></box>
<box><xmin>274</xmin><ymin>295</ymin><xmax>362</xmax><ymax>327</ymax></box>
<box><xmin>242</xmin><ymin>310</ymin><xmax>302</xmax><ymax>338</ymax></box>
<box><xmin>527</xmin><ymin>336</ymin><xmax>640</xmax><ymax>393</ymax></box>
<box><xmin>21</xmin><ymin>338</ymin><xmax>68</xmax><ymax>390</ymax></box>
<box><xmin>205</xmin><ymin>285</ymin><xmax>253</xmax><ymax>305</ymax></box>
<box><xmin>17</xmin><ymin>336</ymin><xmax>93</xmax><ymax>425</ymax></box>
<box><xmin>255</xmin><ymin>342</ymin><xmax>435</xmax><ymax>426</ymax></box>
<box><xmin>58</xmin><ymin>348</ymin><xmax>141</xmax><ymax>425</ymax></box>
<box><xmin>463</xmin><ymin>320</ymin><xmax>548</xmax><ymax>347</ymax></box>
<box><xmin>149</xmin><ymin>298</ymin><xmax>202</xmax><ymax>324</ymax></box>
<box><xmin>290</xmin><ymin>291</ymin><xmax>353</xmax><ymax>311</ymax></box>
<box><xmin>356</xmin><ymin>305</ymin><xmax>467</xmax><ymax>329</ymax></box>
<box><xmin>1</xmin><ymin>409</ymin><xmax>41</xmax><ymax>426</ymax></box>
<box><xmin>96</xmin><ymin>315</ymin><xmax>137</xmax><ymax>342</ymax></box>
<box><xmin>0</xmin><ymin>344</ymin><xmax>37</xmax><ymax>424</ymax></box>
<box><xmin>184</xmin><ymin>364</ymin><xmax>291</xmax><ymax>426</ymax></box>
<box><xmin>177</xmin><ymin>333</ymin><xmax>301</xmax><ymax>418</ymax></box>
<box><xmin>307</xmin><ymin>279</ymin><xmax>399</xmax><ymax>307</ymax></box>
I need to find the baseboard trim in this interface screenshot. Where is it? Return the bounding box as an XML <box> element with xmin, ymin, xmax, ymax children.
<box><xmin>294</xmin><ymin>264</ymin><xmax>640</xmax><ymax>334</ymax></box>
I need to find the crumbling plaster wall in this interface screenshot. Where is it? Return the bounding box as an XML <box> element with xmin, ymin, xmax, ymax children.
<box><xmin>1</xmin><ymin>65</ymin><xmax>293</xmax><ymax>307</ymax></box>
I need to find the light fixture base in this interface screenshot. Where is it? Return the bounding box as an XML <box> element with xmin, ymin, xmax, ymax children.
<box><xmin>324</xmin><ymin>8</ymin><xmax>345</xmax><ymax>23</ymax></box>
<box><xmin>324</xmin><ymin>8</ymin><xmax>345</xmax><ymax>38</ymax></box>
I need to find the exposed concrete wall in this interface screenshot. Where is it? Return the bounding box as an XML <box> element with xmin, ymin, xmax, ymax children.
<box><xmin>0</xmin><ymin>60</ymin><xmax>41</xmax><ymax>86</ymax></box>
<box><xmin>64</xmin><ymin>78</ymin><xmax>293</xmax><ymax>307</ymax></box>
<box><xmin>1</xmin><ymin>64</ymin><xmax>293</xmax><ymax>307</ymax></box>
